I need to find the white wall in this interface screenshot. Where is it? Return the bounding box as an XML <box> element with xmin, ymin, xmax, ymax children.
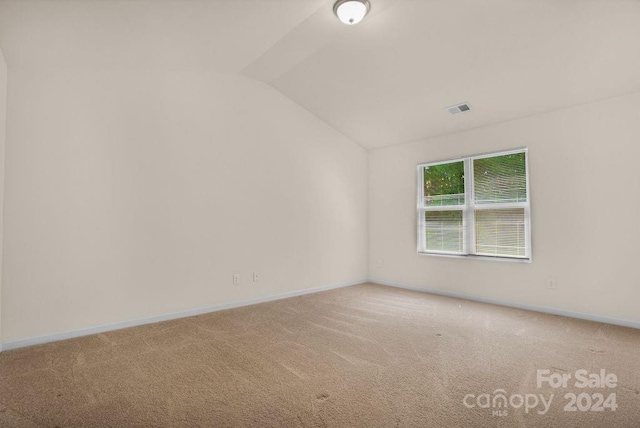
<box><xmin>4</xmin><ymin>66</ymin><xmax>638</xmax><ymax>346</ymax></box>
<box><xmin>370</xmin><ymin>92</ymin><xmax>640</xmax><ymax>324</ymax></box>
<box><xmin>2</xmin><ymin>68</ymin><xmax>368</xmax><ymax>343</ymax></box>
<box><xmin>0</xmin><ymin>49</ymin><xmax>6</xmax><ymax>346</ymax></box>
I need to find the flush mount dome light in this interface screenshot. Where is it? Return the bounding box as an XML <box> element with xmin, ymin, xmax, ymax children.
<box><xmin>333</xmin><ymin>0</ymin><xmax>371</xmax><ymax>25</ymax></box>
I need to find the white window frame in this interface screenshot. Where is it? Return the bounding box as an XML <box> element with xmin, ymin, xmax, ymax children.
<box><xmin>416</xmin><ymin>148</ymin><xmax>531</xmax><ymax>261</ymax></box>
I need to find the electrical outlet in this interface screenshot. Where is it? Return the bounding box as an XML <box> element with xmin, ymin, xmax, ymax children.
<box><xmin>253</xmin><ymin>272</ymin><xmax>259</xmax><ymax>283</ymax></box>
<box><xmin>377</xmin><ymin>258</ymin><xmax>384</xmax><ymax>268</ymax></box>
<box><xmin>546</xmin><ymin>278</ymin><xmax>557</xmax><ymax>290</ymax></box>
<box><xmin>233</xmin><ymin>273</ymin><xmax>240</xmax><ymax>285</ymax></box>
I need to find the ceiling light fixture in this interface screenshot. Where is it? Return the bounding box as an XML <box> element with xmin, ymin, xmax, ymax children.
<box><xmin>333</xmin><ymin>0</ymin><xmax>371</xmax><ymax>25</ymax></box>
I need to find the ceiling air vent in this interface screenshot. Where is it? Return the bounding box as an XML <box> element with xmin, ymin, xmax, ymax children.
<box><xmin>447</xmin><ymin>103</ymin><xmax>471</xmax><ymax>115</ymax></box>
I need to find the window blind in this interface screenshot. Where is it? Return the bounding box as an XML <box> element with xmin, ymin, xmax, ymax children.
<box><xmin>473</xmin><ymin>152</ymin><xmax>528</xmax><ymax>258</ymax></box>
<box><xmin>425</xmin><ymin>211</ymin><xmax>464</xmax><ymax>253</ymax></box>
<box><xmin>473</xmin><ymin>152</ymin><xmax>527</xmax><ymax>204</ymax></box>
<box><xmin>475</xmin><ymin>208</ymin><xmax>526</xmax><ymax>257</ymax></box>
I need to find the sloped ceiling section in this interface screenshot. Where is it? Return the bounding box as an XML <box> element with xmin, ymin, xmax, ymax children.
<box><xmin>1</xmin><ymin>0</ymin><xmax>640</xmax><ymax>149</ymax></box>
<box><xmin>246</xmin><ymin>0</ymin><xmax>640</xmax><ymax>149</ymax></box>
<box><xmin>0</xmin><ymin>0</ymin><xmax>328</xmax><ymax>73</ymax></box>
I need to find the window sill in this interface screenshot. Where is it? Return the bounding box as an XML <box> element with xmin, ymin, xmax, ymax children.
<box><xmin>417</xmin><ymin>251</ymin><xmax>532</xmax><ymax>264</ymax></box>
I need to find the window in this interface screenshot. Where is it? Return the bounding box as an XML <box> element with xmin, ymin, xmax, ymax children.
<box><xmin>417</xmin><ymin>149</ymin><xmax>530</xmax><ymax>260</ymax></box>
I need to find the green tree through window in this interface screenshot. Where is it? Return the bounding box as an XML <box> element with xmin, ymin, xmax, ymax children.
<box><xmin>423</xmin><ymin>161</ymin><xmax>465</xmax><ymax>206</ymax></box>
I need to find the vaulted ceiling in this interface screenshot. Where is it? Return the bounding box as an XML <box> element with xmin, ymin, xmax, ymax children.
<box><xmin>1</xmin><ymin>0</ymin><xmax>639</xmax><ymax>149</ymax></box>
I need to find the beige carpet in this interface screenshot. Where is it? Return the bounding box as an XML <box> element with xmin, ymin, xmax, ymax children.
<box><xmin>0</xmin><ymin>283</ymin><xmax>639</xmax><ymax>427</ymax></box>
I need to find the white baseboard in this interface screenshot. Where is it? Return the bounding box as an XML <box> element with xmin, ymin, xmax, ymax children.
<box><xmin>0</xmin><ymin>279</ymin><xmax>366</xmax><ymax>352</ymax></box>
<box><xmin>4</xmin><ymin>277</ymin><xmax>636</xmax><ymax>352</ymax></box>
<box><xmin>369</xmin><ymin>278</ymin><xmax>640</xmax><ymax>330</ymax></box>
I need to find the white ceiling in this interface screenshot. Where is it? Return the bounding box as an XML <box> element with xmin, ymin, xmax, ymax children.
<box><xmin>1</xmin><ymin>0</ymin><xmax>640</xmax><ymax>149</ymax></box>
<box><xmin>0</xmin><ymin>0</ymin><xmax>329</xmax><ymax>72</ymax></box>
